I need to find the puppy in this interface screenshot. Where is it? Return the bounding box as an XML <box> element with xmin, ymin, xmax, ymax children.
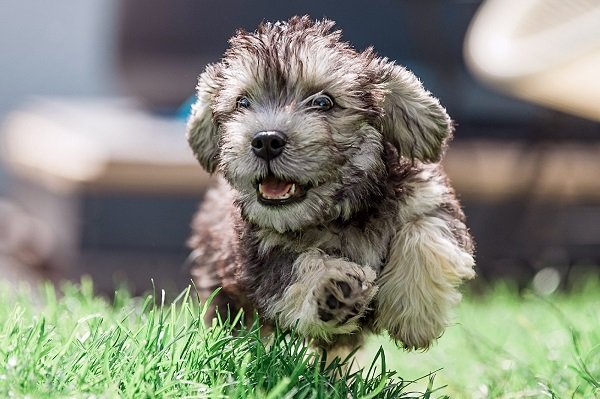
<box><xmin>186</xmin><ymin>16</ymin><xmax>475</xmax><ymax>355</ymax></box>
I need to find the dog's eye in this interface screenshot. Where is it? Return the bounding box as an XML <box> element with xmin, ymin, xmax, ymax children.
<box><xmin>236</xmin><ymin>96</ymin><xmax>251</xmax><ymax>109</ymax></box>
<box><xmin>311</xmin><ymin>94</ymin><xmax>334</xmax><ymax>111</ymax></box>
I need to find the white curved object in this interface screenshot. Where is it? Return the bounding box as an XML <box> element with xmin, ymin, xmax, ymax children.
<box><xmin>464</xmin><ymin>0</ymin><xmax>600</xmax><ymax>121</ymax></box>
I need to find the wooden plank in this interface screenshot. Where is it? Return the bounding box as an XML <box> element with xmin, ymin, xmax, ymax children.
<box><xmin>2</xmin><ymin>98</ymin><xmax>212</xmax><ymax>194</ymax></box>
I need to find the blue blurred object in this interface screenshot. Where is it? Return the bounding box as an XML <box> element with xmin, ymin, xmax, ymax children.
<box><xmin>176</xmin><ymin>95</ymin><xmax>196</xmax><ymax>121</ymax></box>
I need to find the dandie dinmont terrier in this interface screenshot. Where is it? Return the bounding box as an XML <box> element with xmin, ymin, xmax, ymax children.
<box><xmin>186</xmin><ymin>16</ymin><xmax>475</xmax><ymax>354</ymax></box>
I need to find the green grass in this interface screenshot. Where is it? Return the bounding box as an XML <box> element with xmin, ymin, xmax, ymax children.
<box><xmin>367</xmin><ymin>279</ymin><xmax>600</xmax><ymax>398</ymax></box>
<box><xmin>0</xmin><ymin>279</ymin><xmax>439</xmax><ymax>399</ymax></box>
<box><xmin>1</xmin><ymin>278</ymin><xmax>599</xmax><ymax>398</ymax></box>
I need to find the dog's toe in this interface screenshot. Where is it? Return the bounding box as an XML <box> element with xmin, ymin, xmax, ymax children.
<box><xmin>335</xmin><ymin>281</ymin><xmax>352</xmax><ymax>298</ymax></box>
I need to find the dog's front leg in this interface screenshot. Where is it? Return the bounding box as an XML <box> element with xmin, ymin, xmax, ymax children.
<box><xmin>265</xmin><ymin>250</ymin><xmax>378</xmax><ymax>340</ymax></box>
<box><xmin>375</xmin><ymin>214</ymin><xmax>475</xmax><ymax>350</ymax></box>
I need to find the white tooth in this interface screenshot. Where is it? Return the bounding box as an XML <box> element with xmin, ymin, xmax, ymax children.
<box><xmin>260</xmin><ymin>188</ymin><xmax>295</xmax><ymax>201</ymax></box>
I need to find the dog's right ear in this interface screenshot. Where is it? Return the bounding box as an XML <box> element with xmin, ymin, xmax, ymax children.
<box><xmin>186</xmin><ymin>64</ymin><xmax>221</xmax><ymax>174</ymax></box>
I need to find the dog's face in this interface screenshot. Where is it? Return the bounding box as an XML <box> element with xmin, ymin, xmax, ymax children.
<box><xmin>188</xmin><ymin>16</ymin><xmax>453</xmax><ymax>233</ymax></box>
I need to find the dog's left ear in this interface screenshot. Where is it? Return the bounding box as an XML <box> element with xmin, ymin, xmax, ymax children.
<box><xmin>186</xmin><ymin>64</ymin><xmax>222</xmax><ymax>174</ymax></box>
<box><xmin>377</xmin><ymin>63</ymin><xmax>453</xmax><ymax>163</ymax></box>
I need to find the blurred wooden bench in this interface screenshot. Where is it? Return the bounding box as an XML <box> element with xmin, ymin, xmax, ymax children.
<box><xmin>1</xmin><ymin>98</ymin><xmax>213</xmax><ymax>293</ymax></box>
<box><xmin>3</xmin><ymin>98</ymin><xmax>211</xmax><ymax>194</ymax></box>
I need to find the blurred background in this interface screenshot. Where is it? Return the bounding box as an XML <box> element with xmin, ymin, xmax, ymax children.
<box><xmin>0</xmin><ymin>0</ymin><xmax>599</xmax><ymax>295</ymax></box>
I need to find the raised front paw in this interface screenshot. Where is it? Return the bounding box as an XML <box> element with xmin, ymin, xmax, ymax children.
<box><xmin>315</xmin><ymin>261</ymin><xmax>378</xmax><ymax>330</ymax></box>
<box><xmin>265</xmin><ymin>252</ymin><xmax>378</xmax><ymax>339</ymax></box>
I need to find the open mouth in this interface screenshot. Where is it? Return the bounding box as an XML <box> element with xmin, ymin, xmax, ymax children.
<box><xmin>257</xmin><ymin>175</ymin><xmax>307</xmax><ymax>205</ymax></box>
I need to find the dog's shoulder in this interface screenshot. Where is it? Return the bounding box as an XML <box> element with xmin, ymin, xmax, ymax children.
<box><xmin>383</xmin><ymin>144</ymin><xmax>473</xmax><ymax>253</ymax></box>
<box><xmin>188</xmin><ymin>179</ymin><xmax>242</xmax><ymax>295</ymax></box>
<box><xmin>382</xmin><ymin>143</ymin><xmax>457</xmax><ymax>219</ymax></box>
<box><xmin>189</xmin><ymin>178</ymin><xmax>236</xmax><ymax>250</ymax></box>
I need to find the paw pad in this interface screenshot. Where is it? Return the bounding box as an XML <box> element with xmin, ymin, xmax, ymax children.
<box><xmin>316</xmin><ymin>269</ymin><xmax>377</xmax><ymax>326</ymax></box>
<box><xmin>326</xmin><ymin>294</ymin><xmax>341</xmax><ymax>309</ymax></box>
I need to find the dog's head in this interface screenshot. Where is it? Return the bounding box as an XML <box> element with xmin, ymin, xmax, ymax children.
<box><xmin>187</xmin><ymin>16</ymin><xmax>452</xmax><ymax>233</ymax></box>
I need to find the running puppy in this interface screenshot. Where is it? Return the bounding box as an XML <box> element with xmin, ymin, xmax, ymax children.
<box><xmin>187</xmin><ymin>16</ymin><xmax>475</xmax><ymax>353</ymax></box>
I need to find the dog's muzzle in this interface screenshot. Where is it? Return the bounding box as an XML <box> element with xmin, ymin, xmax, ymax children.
<box><xmin>250</xmin><ymin>130</ymin><xmax>309</xmax><ymax>206</ymax></box>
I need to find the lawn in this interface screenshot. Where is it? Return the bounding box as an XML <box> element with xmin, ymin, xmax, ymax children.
<box><xmin>368</xmin><ymin>279</ymin><xmax>600</xmax><ymax>398</ymax></box>
<box><xmin>1</xmin><ymin>278</ymin><xmax>599</xmax><ymax>398</ymax></box>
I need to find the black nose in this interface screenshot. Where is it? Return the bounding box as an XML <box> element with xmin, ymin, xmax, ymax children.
<box><xmin>251</xmin><ymin>131</ymin><xmax>287</xmax><ymax>160</ymax></box>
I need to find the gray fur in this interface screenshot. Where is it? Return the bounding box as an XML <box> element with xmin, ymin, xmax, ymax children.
<box><xmin>187</xmin><ymin>16</ymin><xmax>475</xmax><ymax>355</ymax></box>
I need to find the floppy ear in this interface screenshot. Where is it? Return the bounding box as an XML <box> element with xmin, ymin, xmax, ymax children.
<box><xmin>378</xmin><ymin>63</ymin><xmax>453</xmax><ymax>163</ymax></box>
<box><xmin>186</xmin><ymin>64</ymin><xmax>221</xmax><ymax>174</ymax></box>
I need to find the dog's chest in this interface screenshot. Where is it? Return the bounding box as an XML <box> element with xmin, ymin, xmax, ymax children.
<box><xmin>256</xmin><ymin>213</ymin><xmax>397</xmax><ymax>272</ymax></box>
<box><xmin>326</xmin><ymin>227</ymin><xmax>389</xmax><ymax>270</ymax></box>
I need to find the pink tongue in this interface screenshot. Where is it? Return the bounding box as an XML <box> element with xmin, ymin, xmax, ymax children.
<box><xmin>261</xmin><ymin>176</ymin><xmax>292</xmax><ymax>196</ymax></box>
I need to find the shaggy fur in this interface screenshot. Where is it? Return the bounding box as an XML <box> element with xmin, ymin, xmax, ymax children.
<box><xmin>187</xmin><ymin>16</ymin><xmax>475</xmax><ymax>353</ymax></box>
